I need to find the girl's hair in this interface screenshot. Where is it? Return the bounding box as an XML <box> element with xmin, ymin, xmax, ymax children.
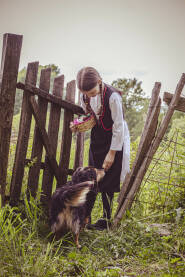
<box><xmin>76</xmin><ymin>66</ymin><xmax>123</xmax><ymax>96</ymax></box>
<box><xmin>76</xmin><ymin>67</ymin><xmax>101</xmax><ymax>91</ymax></box>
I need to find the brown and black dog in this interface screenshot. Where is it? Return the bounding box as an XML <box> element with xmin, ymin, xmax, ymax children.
<box><xmin>49</xmin><ymin>167</ymin><xmax>105</xmax><ymax>248</ymax></box>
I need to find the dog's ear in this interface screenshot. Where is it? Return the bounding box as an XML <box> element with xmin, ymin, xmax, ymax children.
<box><xmin>72</xmin><ymin>166</ymin><xmax>102</xmax><ymax>184</ymax></box>
<box><xmin>72</xmin><ymin>167</ymin><xmax>84</xmax><ymax>183</ymax></box>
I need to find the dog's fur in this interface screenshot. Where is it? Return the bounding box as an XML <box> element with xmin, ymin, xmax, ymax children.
<box><xmin>49</xmin><ymin>166</ymin><xmax>105</xmax><ymax>248</ymax></box>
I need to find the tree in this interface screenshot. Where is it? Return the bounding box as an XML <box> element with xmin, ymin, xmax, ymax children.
<box><xmin>14</xmin><ymin>64</ymin><xmax>61</xmax><ymax>115</ymax></box>
<box><xmin>111</xmin><ymin>78</ymin><xmax>148</xmax><ymax>141</ymax></box>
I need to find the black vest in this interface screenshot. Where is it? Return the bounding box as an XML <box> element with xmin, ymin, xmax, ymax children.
<box><xmin>88</xmin><ymin>84</ymin><xmax>124</xmax><ymax>192</ymax></box>
<box><xmin>89</xmin><ymin>84</ymin><xmax>124</xmax><ymax>152</ymax></box>
<box><xmin>99</xmin><ymin>84</ymin><xmax>119</xmax><ymax>131</ymax></box>
<box><xmin>82</xmin><ymin>83</ymin><xmax>124</xmax><ymax>131</ymax></box>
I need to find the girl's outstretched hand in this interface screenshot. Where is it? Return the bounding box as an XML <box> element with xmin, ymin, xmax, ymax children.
<box><xmin>102</xmin><ymin>150</ymin><xmax>116</xmax><ymax>171</ymax></box>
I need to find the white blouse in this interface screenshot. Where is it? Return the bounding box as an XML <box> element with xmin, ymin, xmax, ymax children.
<box><xmin>80</xmin><ymin>91</ymin><xmax>130</xmax><ymax>182</ymax></box>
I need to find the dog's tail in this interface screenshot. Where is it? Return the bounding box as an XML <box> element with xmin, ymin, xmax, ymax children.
<box><xmin>63</xmin><ymin>181</ymin><xmax>95</xmax><ymax>207</ymax></box>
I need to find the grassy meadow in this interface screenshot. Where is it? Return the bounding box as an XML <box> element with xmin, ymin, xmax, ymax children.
<box><xmin>0</xmin><ymin>113</ymin><xmax>185</xmax><ymax>276</ymax></box>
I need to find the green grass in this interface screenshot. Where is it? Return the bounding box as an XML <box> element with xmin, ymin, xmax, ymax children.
<box><xmin>0</xmin><ymin>197</ymin><xmax>185</xmax><ymax>277</ymax></box>
<box><xmin>1</xmin><ymin>113</ymin><xmax>185</xmax><ymax>276</ymax></box>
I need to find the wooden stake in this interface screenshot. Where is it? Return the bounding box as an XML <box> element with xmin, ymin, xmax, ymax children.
<box><xmin>29</xmin><ymin>96</ymin><xmax>61</xmax><ymax>185</ymax></box>
<box><xmin>74</xmin><ymin>90</ymin><xmax>85</xmax><ymax>170</ymax></box>
<box><xmin>27</xmin><ymin>68</ymin><xmax>51</xmax><ymax>197</ymax></box>
<box><xmin>59</xmin><ymin>80</ymin><xmax>76</xmax><ymax>186</ymax></box>
<box><xmin>114</xmin><ymin>73</ymin><xmax>185</xmax><ymax>227</ymax></box>
<box><xmin>10</xmin><ymin>62</ymin><xmax>38</xmax><ymax>205</ymax></box>
<box><xmin>41</xmin><ymin>75</ymin><xmax>64</xmax><ymax>203</ymax></box>
<box><xmin>117</xmin><ymin>82</ymin><xmax>161</xmax><ymax>210</ymax></box>
<box><xmin>0</xmin><ymin>34</ymin><xmax>22</xmax><ymax>206</ymax></box>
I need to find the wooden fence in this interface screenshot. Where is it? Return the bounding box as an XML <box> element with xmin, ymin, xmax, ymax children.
<box><xmin>0</xmin><ymin>33</ymin><xmax>185</xmax><ymax>225</ymax></box>
<box><xmin>0</xmin><ymin>33</ymin><xmax>85</xmax><ymax>206</ymax></box>
<box><xmin>113</xmin><ymin>74</ymin><xmax>185</xmax><ymax>226</ymax></box>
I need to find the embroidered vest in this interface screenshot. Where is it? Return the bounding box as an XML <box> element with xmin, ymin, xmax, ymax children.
<box><xmin>83</xmin><ymin>83</ymin><xmax>124</xmax><ymax>131</ymax></box>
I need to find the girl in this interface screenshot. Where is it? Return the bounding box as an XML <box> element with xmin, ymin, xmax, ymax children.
<box><xmin>70</xmin><ymin>67</ymin><xmax>130</xmax><ymax>230</ymax></box>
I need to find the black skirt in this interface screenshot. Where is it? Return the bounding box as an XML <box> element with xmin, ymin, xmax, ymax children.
<box><xmin>89</xmin><ymin>124</ymin><xmax>123</xmax><ymax>193</ymax></box>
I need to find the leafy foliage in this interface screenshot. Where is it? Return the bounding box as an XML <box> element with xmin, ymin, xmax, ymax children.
<box><xmin>111</xmin><ymin>78</ymin><xmax>149</xmax><ymax>141</ymax></box>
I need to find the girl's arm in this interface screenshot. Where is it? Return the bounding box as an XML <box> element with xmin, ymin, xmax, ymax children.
<box><xmin>102</xmin><ymin>93</ymin><xmax>125</xmax><ymax>171</ymax></box>
<box><xmin>109</xmin><ymin>93</ymin><xmax>125</xmax><ymax>151</ymax></box>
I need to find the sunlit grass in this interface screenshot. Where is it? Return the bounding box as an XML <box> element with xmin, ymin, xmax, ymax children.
<box><xmin>1</xmin><ymin>113</ymin><xmax>185</xmax><ymax>276</ymax></box>
<box><xmin>0</xmin><ymin>198</ymin><xmax>185</xmax><ymax>276</ymax></box>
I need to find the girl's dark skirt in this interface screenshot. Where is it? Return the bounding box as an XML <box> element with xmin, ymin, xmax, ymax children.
<box><xmin>89</xmin><ymin>125</ymin><xmax>123</xmax><ymax>193</ymax></box>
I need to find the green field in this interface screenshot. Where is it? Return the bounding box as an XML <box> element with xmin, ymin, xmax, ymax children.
<box><xmin>0</xmin><ymin>113</ymin><xmax>185</xmax><ymax>277</ymax></box>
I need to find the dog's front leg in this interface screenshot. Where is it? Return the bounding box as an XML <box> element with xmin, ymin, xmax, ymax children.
<box><xmin>84</xmin><ymin>216</ymin><xmax>90</xmax><ymax>225</ymax></box>
<box><xmin>81</xmin><ymin>216</ymin><xmax>90</xmax><ymax>230</ymax></box>
<box><xmin>75</xmin><ymin>233</ymin><xmax>81</xmax><ymax>249</ymax></box>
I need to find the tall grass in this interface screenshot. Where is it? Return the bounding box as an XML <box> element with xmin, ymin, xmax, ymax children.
<box><xmin>0</xmin><ymin>113</ymin><xmax>185</xmax><ymax>276</ymax></box>
<box><xmin>0</xmin><ymin>197</ymin><xmax>185</xmax><ymax>276</ymax></box>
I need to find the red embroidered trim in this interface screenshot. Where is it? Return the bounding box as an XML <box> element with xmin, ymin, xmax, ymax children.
<box><xmin>99</xmin><ymin>86</ymin><xmax>112</xmax><ymax>131</ymax></box>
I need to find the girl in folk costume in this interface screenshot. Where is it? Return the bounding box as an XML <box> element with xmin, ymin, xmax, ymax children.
<box><xmin>70</xmin><ymin>67</ymin><xmax>130</xmax><ymax>230</ymax></box>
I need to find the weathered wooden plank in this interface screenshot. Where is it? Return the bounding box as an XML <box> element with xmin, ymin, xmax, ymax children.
<box><xmin>139</xmin><ymin>82</ymin><xmax>161</xmax><ymax>146</ymax></box>
<box><xmin>114</xmin><ymin>73</ymin><xmax>185</xmax><ymax>226</ymax></box>
<box><xmin>163</xmin><ymin>92</ymin><xmax>185</xmax><ymax>113</ymax></box>
<box><xmin>27</xmin><ymin>68</ymin><xmax>51</xmax><ymax>197</ymax></box>
<box><xmin>0</xmin><ymin>33</ymin><xmax>23</xmax><ymax>206</ymax></box>
<box><xmin>117</xmin><ymin>83</ymin><xmax>161</xmax><ymax>206</ymax></box>
<box><xmin>16</xmin><ymin>82</ymin><xmax>84</xmax><ymax>115</ymax></box>
<box><xmin>114</xmin><ymin>98</ymin><xmax>161</xmax><ymax>225</ymax></box>
<box><xmin>73</xmin><ymin>133</ymin><xmax>85</xmax><ymax>170</ymax></box>
<box><xmin>29</xmin><ymin>96</ymin><xmax>61</xmax><ymax>185</ymax></box>
<box><xmin>10</xmin><ymin>62</ymin><xmax>38</xmax><ymax>205</ymax></box>
<box><xmin>73</xmin><ymin>91</ymin><xmax>85</xmax><ymax>170</ymax></box>
<box><xmin>41</xmin><ymin>75</ymin><xmax>64</xmax><ymax>203</ymax></box>
<box><xmin>116</xmin><ymin>96</ymin><xmax>161</xmax><ymax>215</ymax></box>
<box><xmin>59</xmin><ymin>80</ymin><xmax>76</xmax><ymax>187</ymax></box>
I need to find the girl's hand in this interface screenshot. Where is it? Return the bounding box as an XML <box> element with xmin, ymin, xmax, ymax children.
<box><xmin>102</xmin><ymin>150</ymin><xmax>116</xmax><ymax>171</ymax></box>
<box><xmin>70</xmin><ymin>121</ymin><xmax>78</xmax><ymax>133</ymax></box>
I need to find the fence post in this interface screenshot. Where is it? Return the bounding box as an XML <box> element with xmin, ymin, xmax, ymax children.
<box><xmin>27</xmin><ymin>68</ymin><xmax>51</xmax><ymax>198</ymax></box>
<box><xmin>59</xmin><ymin>80</ymin><xmax>76</xmax><ymax>186</ymax></box>
<box><xmin>41</xmin><ymin>75</ymin><xmax>64</xmax><ymax>204</ymax></box>
<box><xmin>10</xmin><ymin>62</ymin><xmax>39</xmax><ymax>205</ymax></box>
<box><xmin>73</xmin><ymin>91</ymin><xmax>84</xmax><ymax>170</ymax></box>
<box><xmin>113</xmin><ymin>73</ymin><xmax>185</xmax><ymax>227</ymax></box>
<box><xmin>117</xmin><ymin>82</ymin><xmax>161</xmax><ymax>206</ymax></box>
<box><xmin>0</xmin><ymin>33</ymin><xmax>22</xmax><ymax>206</ymax></box>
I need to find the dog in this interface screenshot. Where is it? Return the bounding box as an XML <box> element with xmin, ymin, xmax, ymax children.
<box><xmin>49</xmin><ymin>166</ymin><xmax>105</xmax><ymax>248</ymax></box>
